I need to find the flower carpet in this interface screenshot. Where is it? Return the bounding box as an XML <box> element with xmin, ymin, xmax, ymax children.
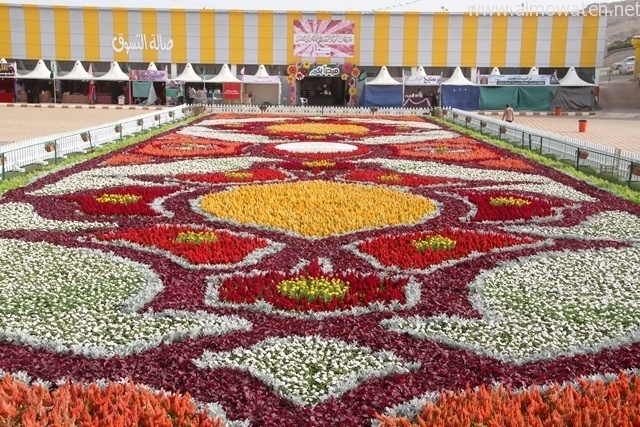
<box><xmin>1</xmin><ymin>114</ymin><xmax>640</xmax><ymax>426</ymax></box>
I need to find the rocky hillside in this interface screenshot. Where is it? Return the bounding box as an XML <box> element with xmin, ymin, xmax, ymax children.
<box><xmin>599</xmin><ymin>0</ymin><xmax>640</xmax><ymax>46</ymax></box>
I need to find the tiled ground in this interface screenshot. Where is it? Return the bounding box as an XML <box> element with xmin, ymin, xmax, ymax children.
<box><xmin>1</xmin><ymin>103</ymin><xmax>639</xmax><ymax>156</ymax></box>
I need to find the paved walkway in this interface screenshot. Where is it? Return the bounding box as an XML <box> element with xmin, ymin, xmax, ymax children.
<box><xmin>0</xmin><ymin>103</ymin><xmax>165</xmax><ymax>146</ymax></box>
<box><xmin>1</xmin><ymin>103</ymin><xmax>639</xmax><ymax>156</ymax></box>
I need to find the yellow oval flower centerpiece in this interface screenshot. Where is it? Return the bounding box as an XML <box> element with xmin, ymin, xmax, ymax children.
<box><xmin>200</xmin><ymin>180</ymin><xmax>436</xmax><ymax>237</ymax></box>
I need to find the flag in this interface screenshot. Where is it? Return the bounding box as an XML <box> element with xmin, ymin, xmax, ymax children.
<box><xmin>240</xmin><ymin>66</ymin><xmax>245</xmax><ymax>75</ymax></box>
<box><xmin>50</xmin><ymin>61</ymin><xmax>56</xmax><ymax>78</ymax></box>
<box><xmin>357</xmin><ymin>70</ymin><xmax>367</xmax><ymax>82</ymax></box>
<box><xmin>553</xmin><ymin>70</ymin><xmax>557</xmax><ymax>77</ymax></box>
<box><xmin>88</xmin><ymin>63</ymin><xmax>93</xmax><ymax>76</ymax></box>
<box><xmin>201</xmin><ymin>66</ymin><xmax>206</xmax><ymax>80</ymax></box>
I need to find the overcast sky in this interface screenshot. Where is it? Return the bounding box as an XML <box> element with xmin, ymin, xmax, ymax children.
<box><xmin>9</xmin><ymin>0</ymin><xmax>621</xmax><ymax>14</ymax></box>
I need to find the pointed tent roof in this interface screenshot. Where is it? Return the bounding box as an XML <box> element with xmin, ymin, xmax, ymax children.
<box><xmin>18</xmin><ymin>59</ymin><xmax>51</xmax><ymax>79</ymax></box>
<box><xmin>0</xmin><ymin>58</ymin><xmax>7</xmax><ymax>64</ymax></box>
<box><xmin>528</xmin><ymin>67</ymin><xmax>539</xmax><ymax>75</ymax></box>
<box><xmin>95</xmin><ymin>61</ymin><xmax>129</xmax><ymax>81</ymax></box>
<box><xmin>413</xmin><ymin>66</ymin><xmax>428</xmax><ymax>77</ymax></box>
<box><xmin>58</xmin><ymin>60</ymin><xmax>91</xmax><ymax>80</ymax></box>
<box><xmin>147</xmin><ymin>62</ymin><xmax>158</xmax><ymax>71</ymax></box>
<box><xmin>559</xmin><ymin>67</ymin><xmax>593</xmax><ymax>86</ymax></box>
<box><xmin>255</xmin><ymin>64</ymin><xmax>270</xmax><ymax>77</ymax></box>
<box><xmin>441</xmin><ymin>67</ymin><xmax>476</xmax><ymax>85</ymax></box>
<box><xmin>172</xmin><ymin>63</ymin><xmax>203</xmax><ymax>82</ymax></box>
<box><xmin>367</xmin><ymin>66</ymin><xmax>401</xmax><ymax>85</ymax></box>
<box><xmin>490</xmin><ymin>67</ymin><xmax>501</xmax><ymax>75</ymax></box>
<box><xmin>206</xmin><ymin>64</ymin><xmax>241</xmax><ymax>83</ymax></box>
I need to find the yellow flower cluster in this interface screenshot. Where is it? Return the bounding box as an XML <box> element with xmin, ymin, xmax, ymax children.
<box><xmin>306</xmin><ymin>135</ymin><xmax>326</xmax><ymax>140</ymax></box>
<box><xmin>265</xmin><ymin>123</ymin><xmax>369</xmax><ymax>135</ymax></box>
<box><xmin>435</xmin><ymin>146</ymin><xmax>449</xmax><ymax>153</ymax></box>
<box><xmin>489</xmin><ymin>196</ymin><xmax>532</xmax><ymax>207</ymax></box>
<box><xmin>301</xmin><ymin>160</ymin><xmax>336</xmax><ymax>169</ymax></box>
<box><xmin>200</xmin><ymin>180</ymin><xmax>436</xmax><ymax>237</ymax></box>
<box><xmin>413</xmin><ymin>234</ymin><xmax>457</xmax><ymax>252</ymax></box>
<box><xmin>277</xmin><ymin>276</ymin><xmax>349</xmax><ymax>302</ymax></box>
<box><xmin>224</xmin><ymin>171</ymin><xmax>253</xmax><ymax>180</ymax></box>
<box><xmin>379</xmin><ymin>174</ymin><xmax>402</xmax><ymax>182</ymax></box>
<box><xmin>223</xmin><ymin>123</ymin><xmax>243</xmax><ymax>128</ymax></box>
<box><xmin>396</xmin><ymin>126</ymin><xmax>411</xmax><ymax>131</ymax></box>
<box><xmin>173</xmin><ymin>231</ymin><xmax>218</xmax><ymax>245</ymax></box>
<box><xmin>94</xmin><ymin>194</ymin><xmax>142</xmax><ymax>205</ymax></box>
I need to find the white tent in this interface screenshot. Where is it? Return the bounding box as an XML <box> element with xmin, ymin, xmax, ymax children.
<box><xmin>442</xmin><ymin>67</ymin><xmax>476</xmax><ymax>86</ymax></box>
<box><xmin>18</xmin><ymin>59</ymin><xmax>51</xmax><ymax>79</ymax></box>
<box><xmin>96</xmin><ymin>61</ymin><xmax>129</xmax><ymax>81</ymax></box>
<box><xmin>242</xmin><ymin>64</ymin><xmax>281</xmax><ymax>105</ymax></box>
<box><xmin>58</xmin><ymin>60</ymin><xmax>91</xmax><ymax>80</ymax></box>
<box><xmin>413</xmin><ymin>66</ymin><xmax>428</xmax><ymax>78</ymax></box>
<box><xmin>559</xmin><ymin>67</ymin><xmax>593</xmax><ymax>86</ymax></box>
<box><xmin>367</xmin><ymin>66</ymin><xmax>401</xmax><ymax>85</ymax></box>
<box><xmin>528</xmin><ymin>67</ymin><xmax>539</xmax><ymax>75</ymax></box>
<box><xmin>147</xmin><ymin>62</ymin><xmax>158</xmax><ymax>71</ymax></box>
<box><xmin>172</xmin><ymin>63</ymin><xmax>203</xmax><ymax>83</ymax></box>
<box><xmin>490</xmin><ymin>67</ymin><xmax>501</xmax><ymax>75</ymax></box>
<box><xmin>206</xmin><ymin>64</ymin><xmax>241</xmax><ymax>83</ymax></box>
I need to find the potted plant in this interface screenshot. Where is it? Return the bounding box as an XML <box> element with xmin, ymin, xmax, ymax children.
<box><xmin>44</xmin><ymin>142</ymin><xmax>55</xmax><ymax>152</ymax></box>
<box><xmin>259</xmin><ymin>104</ymin><xmax>268</xmax><ymax>112</ymax></box>
<box><xmin>577</xmin><ymin>149</ymin><xmax>589</xmax><ymax>160</ymax></box>
<box><xmin>80</xmin><ymin>132</ymin><xmax>90</xmax><ymax>142</ymax></box>
<box><xmin>169</xmin><ymin>111</ymin><xmax>174</xmax><ymax>118</ymax></box>
<box><xmin>370</xmin><ymin>107</ymin><xmax>379</xmax><ymax>114</ymax></box>
<box><xmin>499</xmin><ymin>126</ymin><xmax>507</xmax><ymax>134</ymax></box>
<box><xmin>631</xmin><ymin>164</ymin><xmax>640</xmax><ymax>176</ymax></box>
<box><xmin>453</xmin><ymin>112</ymin><xmax>459</xmax><ymax>119</ymax></box>
<box><xmin>432</xmin><ymin>107</ymin><xmax>443</xmax><ymax>119</ymax></box>
<box><xmin>114</xmin><ymin>124</ymin><xmax>122</xmax><ymax>133</ymax></box>
<box><xmin>137</xmin><ymin>119</ymin><xmax>144</xmax><ymax>127</ymax></box>
<box><xmin>154</xmin><ymin>114</ymin><xmax>160</xmax><ymax>121</ymax></box>
<box><xmin>480</xmin><ymin>121</ymin><xmax>487</xmax><ymax>128</ymax></box>
<box><xmin>465</xmin><ymin>116</ymin><xmax>472</xmax><ymax>124</ymax></box>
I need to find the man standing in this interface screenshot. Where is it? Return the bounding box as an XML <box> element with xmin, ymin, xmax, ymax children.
<box><xmin>187</xmin><ymin>86</ymin><xmax>195</xmax><ymax>106</ymax></box>
<box><xmin>502</xmin><ymin>103</ymin><xmax>514</xmax><ymax>123</ymax></box>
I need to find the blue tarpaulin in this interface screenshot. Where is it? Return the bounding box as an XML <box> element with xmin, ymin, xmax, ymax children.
<box><xmin>361</xmin><ymin>85</ymin><xmax>403</xmax><ymax>108</ymax></box>
<box><xmin>441</xmin><ymin>85</ymin><xmax>480</xmax><ymax>110</ymax></box>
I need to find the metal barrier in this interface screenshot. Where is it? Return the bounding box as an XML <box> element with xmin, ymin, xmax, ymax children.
<box><xmin>0</xmin><ymin>105</ymin><xmax>199</xmax><ymax>181</ymax></box>
<box><xmin>443</xmin><ymin>108</ymin><xmax>640</xmax><ymax>188</ymax></box>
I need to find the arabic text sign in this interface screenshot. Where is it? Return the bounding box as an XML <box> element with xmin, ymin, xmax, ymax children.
<box><xmin>0</xmin><ymin>63</ymin><xmax>15</xmax><ymax>77</ymax></box>
<box><xmin>404</xmin><ymin>75</ymin><xmax>442</xmax><ymax>85</ymax></box>
<box><xmin>112</xmin><ymin>33</ymin><xmax>174</xmax><ymax>55</ymax></box>
<box><xmin>483</xmin><ymin>75</ymin><xmax>559</xmax><ymax>86</ymax></box>
<box><xmin>130</xmin><ymin>70</ymin><xmax>168</xmax><ymax>82</ymax></box>
<box><xmin>242</xmin><ymin>75</ymin><xmax>281</xmax><ymax>84</ymax></box>
<box><xmin>293</xmin><ymin>20</ymin><xmax>355</xmax><ymax>58</ymax></box>
<box><xmin>223</xmin><ymin>83</ymin><xmax>241</xmax><ymax>99</ymax></box>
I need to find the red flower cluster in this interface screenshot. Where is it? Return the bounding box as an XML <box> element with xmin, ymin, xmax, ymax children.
<box><xmin>216</xmin><ymin>259</ymin><xmax>408</xmax><ymax>312</ymax></box>
<box><xmin>345</xmin><ymin>170</ymin><xmax>459</xmax><ymax>187</ymax></box>
<box><xmin>93</xmin><ymin>224</ymin><xmax>269</xmax><ymax>265</ymax></box>
<box><xmin>278</xmin><ymin>161</ymin><xmax>356</xmax><ymax>174</ymax></box>
<box><xmin>358</xmin><ymin>228</ymin><xmax>539</xmax><ymax>269</ymax></box>
<box><xmin>63</xmin><ymin>186</ymin><xmax>180</xmax><ymax>216</ymax></box>
<box><xmin>389</xmin><ymin>138</ymin><xmax>502</xmax><ymax>162</ymax></box>
<box><xmin>132</xmin><ymin>135</ymin><xmax>247</xmax><ymax>158</ymax></box>
<box><xmin>462</xmin><ymin>191</ymin><xmax>567</xmax><ymax>222</ymax></box>
<box><xmin>176</xmin><ymin>169</ymin><xmax>287</xmax><ymax>184</ymax></box>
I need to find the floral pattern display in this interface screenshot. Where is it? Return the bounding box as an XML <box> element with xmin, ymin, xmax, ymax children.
<box><xmin>1</xmin><ymin>114</ymin><xmax>640</xmax><ymax>426</ymax></box>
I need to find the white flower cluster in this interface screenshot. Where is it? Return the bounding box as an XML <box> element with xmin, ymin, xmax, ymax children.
<box><xmin>179</xmin><ymin>126</ymin><xmax>272</xmax><ymax>143</ymax></box>
<box><xmin>503</xmin><ymin>210</ymin><xmax>640</xmax><ymax>241</ymax></box>
<box><xmin>30</xmin><ymin>157</ymin><xmax>268</xmax><ymax>195</ymax></box>
<box><xmin>343</xmin><ymin>118</ymin><xmax>442</xmax><ymax>130</ymax></box>
<box><xmin>383</xmin><ymin>246</ymin><xmax>640</xmax><ymax>364</ymax></box>
<box><xmin>0</xmin><ymin>238</ymin><xmax>251</xmax><ymax>358</ymax></box>
<box><xmin>362</xmin><ymin>131</ymin><xmax>461</xmax><ymax>145</ymax></box>
<box><xmin>193</xmin><ymin>335</ymin><xmax>419</xmax><ymax>406</ymax></box>
<box><xmin>361</xmin><ymin>158</ymin><xmax>597</xmax><ymax>202</ymax></box>
<box><xmin>0</xmin><ymin>202</ymin><xmax>111</xmax><ymax>231</ymax></box>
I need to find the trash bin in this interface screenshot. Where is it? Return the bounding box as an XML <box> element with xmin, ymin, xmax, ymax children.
<box><xmin>578</xmin><ymin>119</ymin><xmax>588</xmax><ymax>132</ymax></box>
<box><xmin>555</xmin><ymin>107</ymin><xmax>562</xmax><ymax>116</ymax></box>
<box><xmin>118</xmin><ymin>95</ymin><xmax>125</xmax><ymax>105</ymax></box>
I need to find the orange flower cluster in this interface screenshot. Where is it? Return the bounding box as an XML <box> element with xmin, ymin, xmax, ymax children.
<box><xmin>133</xmin><ymin>136</ymin><xmax>246</xmax><ymax>158</ymax></box>
<box><xmin>478</xmin><ymin>158</ymin><xmax>534</xmax><ymax>170</ymax></box>
<box><xmin>105</xmin><ymin>154</ymin><xmax>151</xmax><ymax>166</ymax></box>
<box><xmin>376</xmin><ymin>373</ymin><xmax>640</xmax><ymax>427</ymax></box>
<box><xmin>0</xmin><ymin>375</ymin><xmax>222</xmax><ymax>426</ymax></box>
<box><xmin>390</xmin><ymin>138</ymin><xmax>501</xmax><ymax>162</ymax></box>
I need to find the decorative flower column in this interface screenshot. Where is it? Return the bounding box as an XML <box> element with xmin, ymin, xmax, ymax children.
<box><xmin>631</xmin><ymin>34</ymin><xmax>640</xmax><ymax>82</ymax></box>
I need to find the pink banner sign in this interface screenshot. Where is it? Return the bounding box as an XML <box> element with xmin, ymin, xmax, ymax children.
<box><xmin>293</xmin><ymin>20</ymin><xmax>355</xmax><ymax>58</ymax></box>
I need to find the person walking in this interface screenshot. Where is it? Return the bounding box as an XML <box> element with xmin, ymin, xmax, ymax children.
<box><xmin>187</xmin><ymin>86</ymin><xmax>195</xmax><ymax>106</ymax></box>
<box><xmin>502</xmin><ymin>103</ymin><xmax>514</xmax><ymax>123</ymax></box>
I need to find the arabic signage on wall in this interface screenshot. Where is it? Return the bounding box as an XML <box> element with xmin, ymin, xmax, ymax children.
<box><xmin>242</xmin><ymin>75</ymin><xmax>281</xmax><ymax>84</ymax></box>
<box><xmin>303</xmin><ymin>64</ymin><xmax>356</xmax><ymax>78</ymax></box>
<box><xmin>293</xmin><ymin>20</ymin><xmax>355</xmax><ymax>58</ymax></box>
<box><xmin>404</xmin><ymin>75</ymin><xmax>442</xmax><ymax>85</ymax></box>
<box><xmin>112</xmin><ymin>34</ymin><xmax>174</xmax><ymax>55</ymax></box>
<box><xmin>478</xmin><ymin>74</ymin><xmax>560</xmax><ymax>85</ymax></box>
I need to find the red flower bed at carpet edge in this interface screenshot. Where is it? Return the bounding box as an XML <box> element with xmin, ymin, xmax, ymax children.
<box><xmin>0</xmin><ymin>114</ymin><xmax>639</xmax><ymax>427</ymax></box>
<box><xmin>64</xmin><ymin>186</ymin><xmax>181</xmax><ymax>216</ymax></box>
